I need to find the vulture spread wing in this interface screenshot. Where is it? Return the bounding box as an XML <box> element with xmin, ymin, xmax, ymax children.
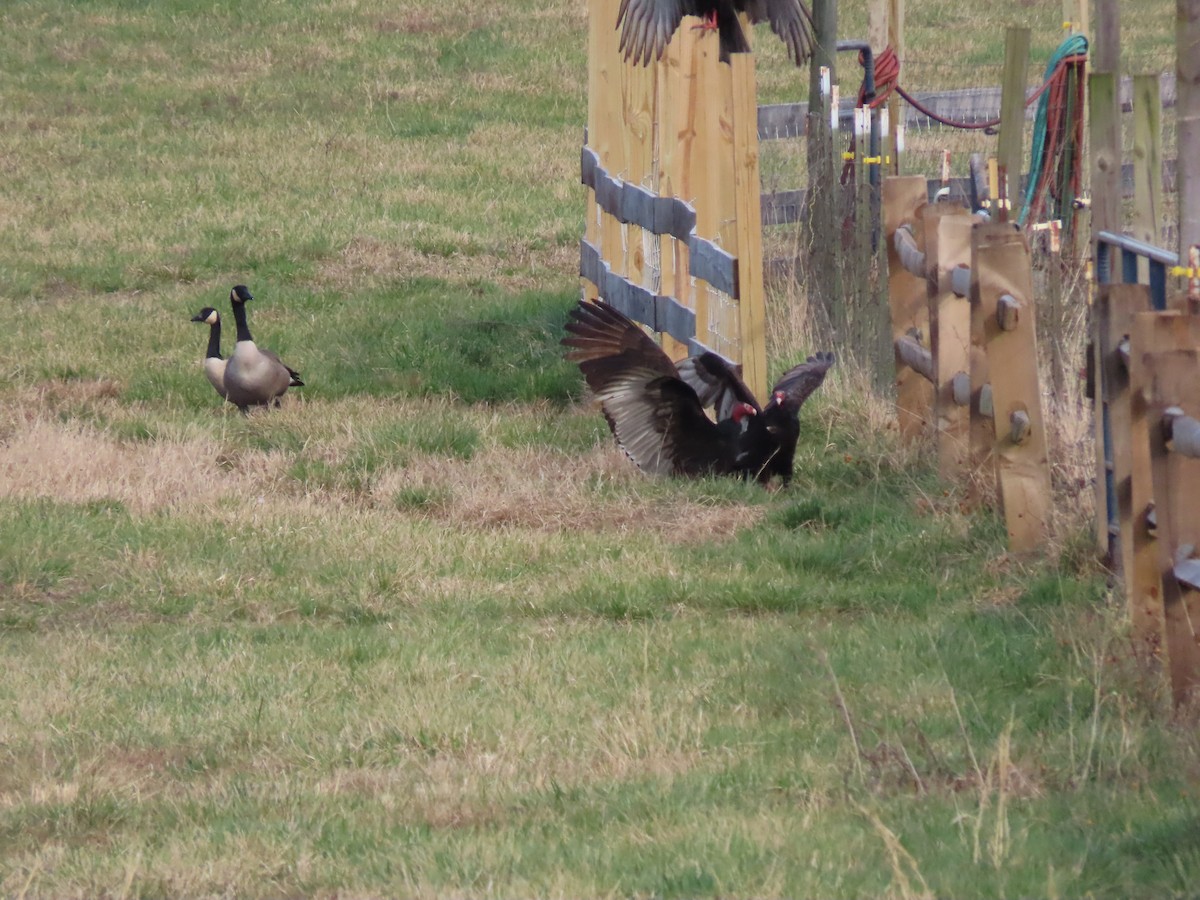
<box><xmin>616</xmin><ymin>0</ymin><xmax>690</xmax><ymax>66</ymax></box>
<box><xmin>742</xmin><ymin>0</ymin><xmax>816</xmax><ymax>66</ymax></box>
<box><xmin>616</xmin><ymin>0</ymin><xmax>815</xmax><ymax>66</ymax></box>
<box><xmin>563</xmin><ymin>300</ymin><xmax>747</xmax><ymax>477</ymax></box>
<box><xmin>768</xmin><ymin>351</ymin><xmax>835</xmax><ymax>412</ymax></box>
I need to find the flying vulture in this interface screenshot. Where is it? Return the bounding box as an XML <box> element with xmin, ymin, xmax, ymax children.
<box><xmin>616</xmin><ymin>0</ymin><xmax>817</xmax><ymax>66</ymax></box>
<box><xmin>563</xmin><ymin>299</ymin><xmax>833</xmax><ymax>484</ymax></box>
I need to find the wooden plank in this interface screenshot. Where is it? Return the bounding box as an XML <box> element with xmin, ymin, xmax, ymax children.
<box><xmin>622</xmin><ymin>35</ymin><xmax>656</xmax><ymax>297</ymax></box>
<box><xmin>997</xmin><ymin>27</ymin><xmax>1031</xmax><ymax>218</ymax></box>
<box><xmin>887</xmin><ymin>0</ymin><xmax>904</xmax><ymax>175</ymax></box>
<box><xmin>706</xmin><ymin>43</ymin><xmax>738</xmax><ymax>363</ymax></box>
<box><xmin>730</xmin><ymin>52</ymin><xmax>768</xmax><ymax>402</ymax></box>
<box><xmin>967</xmin><ymin>226</ymin><xmax>995</xmax><ymax>505</ymax></box>
<box><xmin>1090</xmin><ymin>70</ymin><xmax>1122</xmax><ymax>559</ymax></box>
<box><xmin>971</xmin><ymin>221</ymin><xmax>1052</xmax><ymax>552</ymax></box>
<box><xmin>1100</xmin><ymin>284</ymin><xmax>1152</xmax><ymax>586</ymax></box>
<box><xmin>1179</xmin><ymin>0</ymin><xmax>1200</xmax><ymax>251</ymax></box>
<box><xmin>883</xmin><ymin>175</ymin><xmax>933</xmax><ymax>440</ymax></box>
<box><xmin>928</xmin><ymin>207</ymin><xmax>974</xmax><ymax>482</ymax></box>
<box><xmin>1127</xmin><ymin>304</ymin><xmax>1166</xmax><ymax>660</ymax></box>
<box><xmin>1093</xmin><ymin>0</ymin><xmax>1120</xmax><ymax>75</ymax></box>
<box><xmin>657</xmin><ymin>20</ymin><xmax>700</xmax><ymax>362</ymax></box>
<box><xmin>687</xmin><ymin>21</ymin><xmax>725</xmax><ymax>353</ymax></box>
<box><xmin>582</xmin><ymin>0</ymin><xmax>607</xmax><ymax>302</ymax></box>
<box><xmin>596</xmin><ymin>0</ymin><xmax>626</xmax><ymax>283</ymax></box>
<box><xmin>1133</xmin><ymin>310</ymin><xmax>1200</xmax><ymax>705</ymax></box>
<box><xmin>1132</xmin><ymin>74</ymin><xmax>1164</xmax><ymax>282</ymax></box>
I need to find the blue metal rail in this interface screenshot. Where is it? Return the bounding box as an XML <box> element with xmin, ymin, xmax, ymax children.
<box><xmin>1092</xmin><ymin>231</ymin><xmax>1179</xmax><ymax>561</ymax></box>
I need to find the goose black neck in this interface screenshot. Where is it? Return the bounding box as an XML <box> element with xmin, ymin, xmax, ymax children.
<box><xmin>231</xmin><ymin>300</ymin><xmax>254</xmax><ymax>343</ymax></box>
<box><xmin>205</xmin><ymin>318</ymin><xmax>223</xmax><ymax>360</ymax></box>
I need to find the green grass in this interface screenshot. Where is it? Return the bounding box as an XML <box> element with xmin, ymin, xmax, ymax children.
<box><xmin>0</xmin><ymin>0</ymin><xmax>1195</xmax><ymax>897</ymax></box>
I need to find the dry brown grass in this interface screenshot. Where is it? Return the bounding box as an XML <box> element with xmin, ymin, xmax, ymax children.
<box><xmin>375</xmin><ymin>442</ymin><xmax>763</xmax><ymax>538</ymax></box>
<box><xmin>0</xmin><ymin>386</ymin><xmax>761</xmax><ymax>546</ymax></box>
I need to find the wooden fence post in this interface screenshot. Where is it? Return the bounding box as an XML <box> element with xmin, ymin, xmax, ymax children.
<box><xmin>1132</xmin><ymin>310</ymin><xmax>1200</xmax><ymax>705</ymax></box>
<box><xmin>884</xmin><ymin>175</ymin><xmax>932</xmax><ymax>439</ymax></box>
<box><xmin>971</xmin><ymin>221</ymin><xmax>1052</xmax><ymax>552</ymax></box>
<box><xmin>1090</xmin><ymin>70</ymin><xmax>1123</xmax><ymax>559</ymax></box>
<box><xmin>1178</xmin><ymin>0</ymin><xmax>1200</xmax><ymax>254</ymax></box>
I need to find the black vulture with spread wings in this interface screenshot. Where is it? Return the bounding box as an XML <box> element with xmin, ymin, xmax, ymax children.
<box><xmin>616</xmin><ymin>0</ymin><xmax>816</xmax><ymax>66</ymax></box>
<box><xmin>563</xmin><ymin>299</ymin><xmax>833</xmax><ymax>484</ymax></box>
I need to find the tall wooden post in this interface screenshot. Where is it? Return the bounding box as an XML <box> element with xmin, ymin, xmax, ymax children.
<box><xmin>806</xmin><ymin>0</ymin><xmax>841</xmax><ymax>339</ymax></box>
<box><xmin>1089</xmin><ymin>0</ymin><xmax>1122</xmax><ymax>557</ymax></box>
<box><xmin>997</xmin><ymin>27</ymin><xmax>1031</xmax><ymax>215</ymax></box>
<box><xmin>887</xmin><ymin>0</ymin><xmax>904</xmax><ymax>175</ymax></box>
<box><xmin>1179</xmin><ymin>0</ymin><xmax>1200</xmax><ymax>254</ymax></box>
<box><xmin>1131</xmin><ymin>75</ymin><xmax>1164</xmax><ymax>265</ymax></box>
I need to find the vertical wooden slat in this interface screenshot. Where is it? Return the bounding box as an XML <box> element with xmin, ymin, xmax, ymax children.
<box><xmin>730</xmin><ymin>52</ymin><xmax>768</xmax><ymax>401</ymax></box>
<box><xmin>996</xmin><ymin>27</ymin><xmax>1031</xmax><ymax>215</ymax></box>
<box><xmin>883</xmin><ymin>175</ymin><xmax>932</xmax><ymax>440</ymax></box>
<box><xmin>1132</xmin><ymin>74</ymin><xmax>1164</xmax><ymax>283</ymax></box>
<box><xmin>967</xmin><ymin>232</ymin><xmax>995</xmax><ymax>505</ymax></box>
<box><xmin>972</xmin><ymin>222</ymin><xmax>1052</xmax><ymax>552</ymax></box>
<box><xmin>582</xmin><ymin>0</ymin><xmax>608</xmax><ymax>302</ymax></box>
<box><xmin>1090</xmin><ymin>70</ymin><xmax>1122</xmax><ymax>558</ymax></box>
<box><xmin>1128</xmin><ymin>305</ymin><xmax>1166</xmax><ymax>660</ymax></box>
<box><xmin>710</xmin><ymin>49</ymin><xmax>738</xmax><ymax>361</ymax></box>
<box><xmin>887</xmin><ymin>0</ymin><xmax>904</xmax><ymax>175</ymax></box>
<box><xmin>690</xmin><ymin>24</ymin><xmax>724</xmax><ymax>351</ymax></box>
<box><xmin>1177</xmin><ymin>0</ymin><xmax>1200</xmax><ymax>252</ymax></box>
<box><xmin>928</xmin><ymin>208</ymin><xmax>974</xmax><ymax>482</ymax></box>
<box><xmin>1101</xmin><ymin>284</ymin><xmax>1152</xmax><ymax>584</ymax></box>
<box><xmin>622</xmin><ymin>36</ymin><xmax>656</xmax><ymax>294</ymax></box>
<box><xmin>658</xmin><ymin>21</ymin><xmax>701</xmax><ymax>361</ymax></box>
<box><xmin>597</xmin><ymin>0</ymin><xmax>627</xmax><ymax>281</ymax></box>
<box><xmin>1133</xmin><ymin>310</ymin><xmax>1200</xmax><ymax>705</ymax></box>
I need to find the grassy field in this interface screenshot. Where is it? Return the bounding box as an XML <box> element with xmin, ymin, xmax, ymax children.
<box><xmin>1</xmin><ymin>0</ymin><xmax>1196</xmax><ymax>897</ymax></box>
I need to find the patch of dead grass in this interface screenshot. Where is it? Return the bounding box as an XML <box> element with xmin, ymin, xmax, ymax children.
<box><xmin>0</xmin><ymin>418</ymin><xmax>287</xmax><ymax>515</ymax></box>
<box><xmin>375</xmin><ymin>443</ymin><xmax>763</xmax><ymax>540</ymax></box>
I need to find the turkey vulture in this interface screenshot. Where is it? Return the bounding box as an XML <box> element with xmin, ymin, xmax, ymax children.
<box><xmin>616</xmin><ymin>0</ymin><xmax>816</xmax><ymax>66</ymax></box>
<box><xmin>563</xmin><ymin>299</ymin><xmax>834</xmax><ymax>484</ymax></box>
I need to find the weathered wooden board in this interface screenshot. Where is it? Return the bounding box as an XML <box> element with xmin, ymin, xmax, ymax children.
<box><xmin>1132</xmin><ymin>311</ymin><xmax>1200</xmax><ymax>705</ymax></box>
<box><xmin>884</xmin><ymin>176</ymin><xmax>933</xmax><ymax>440</ymax></box>
<box><xmin>927</xmin><ymin>207</ymin><xmax>974</xmax><ymax>482</ymax></box>
<box><xmin>971</xmin><ymin>221</ymin><xmax>1051</xmax><ymax>552</ymax></box>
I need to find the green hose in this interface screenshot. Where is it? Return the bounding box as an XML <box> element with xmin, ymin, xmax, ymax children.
<box><xmin>1017</xmin><ymin>33</ymin><xmax>1089</xmax><ymax>226</ymax></box>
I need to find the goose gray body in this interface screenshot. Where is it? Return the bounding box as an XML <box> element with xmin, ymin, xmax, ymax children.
<box><xmin>191</xmin><ymin>306</ymin><xmax>229</xmax><ymax>400</ymax></box>
<box><xmin>222</xmin><ymin>285</ymin><xmax>304</xmax><ymax>412</ymax></box>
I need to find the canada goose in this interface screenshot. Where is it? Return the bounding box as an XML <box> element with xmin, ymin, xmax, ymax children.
<box><xmin>190</xmin><ymin>307</ymin><xmax>229</xmax><ymax>401</ymax></box>
<box><xmin>223</xmin><ymin>284</ymin><xmax>304</xmax><ymax>412</ymax></box>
